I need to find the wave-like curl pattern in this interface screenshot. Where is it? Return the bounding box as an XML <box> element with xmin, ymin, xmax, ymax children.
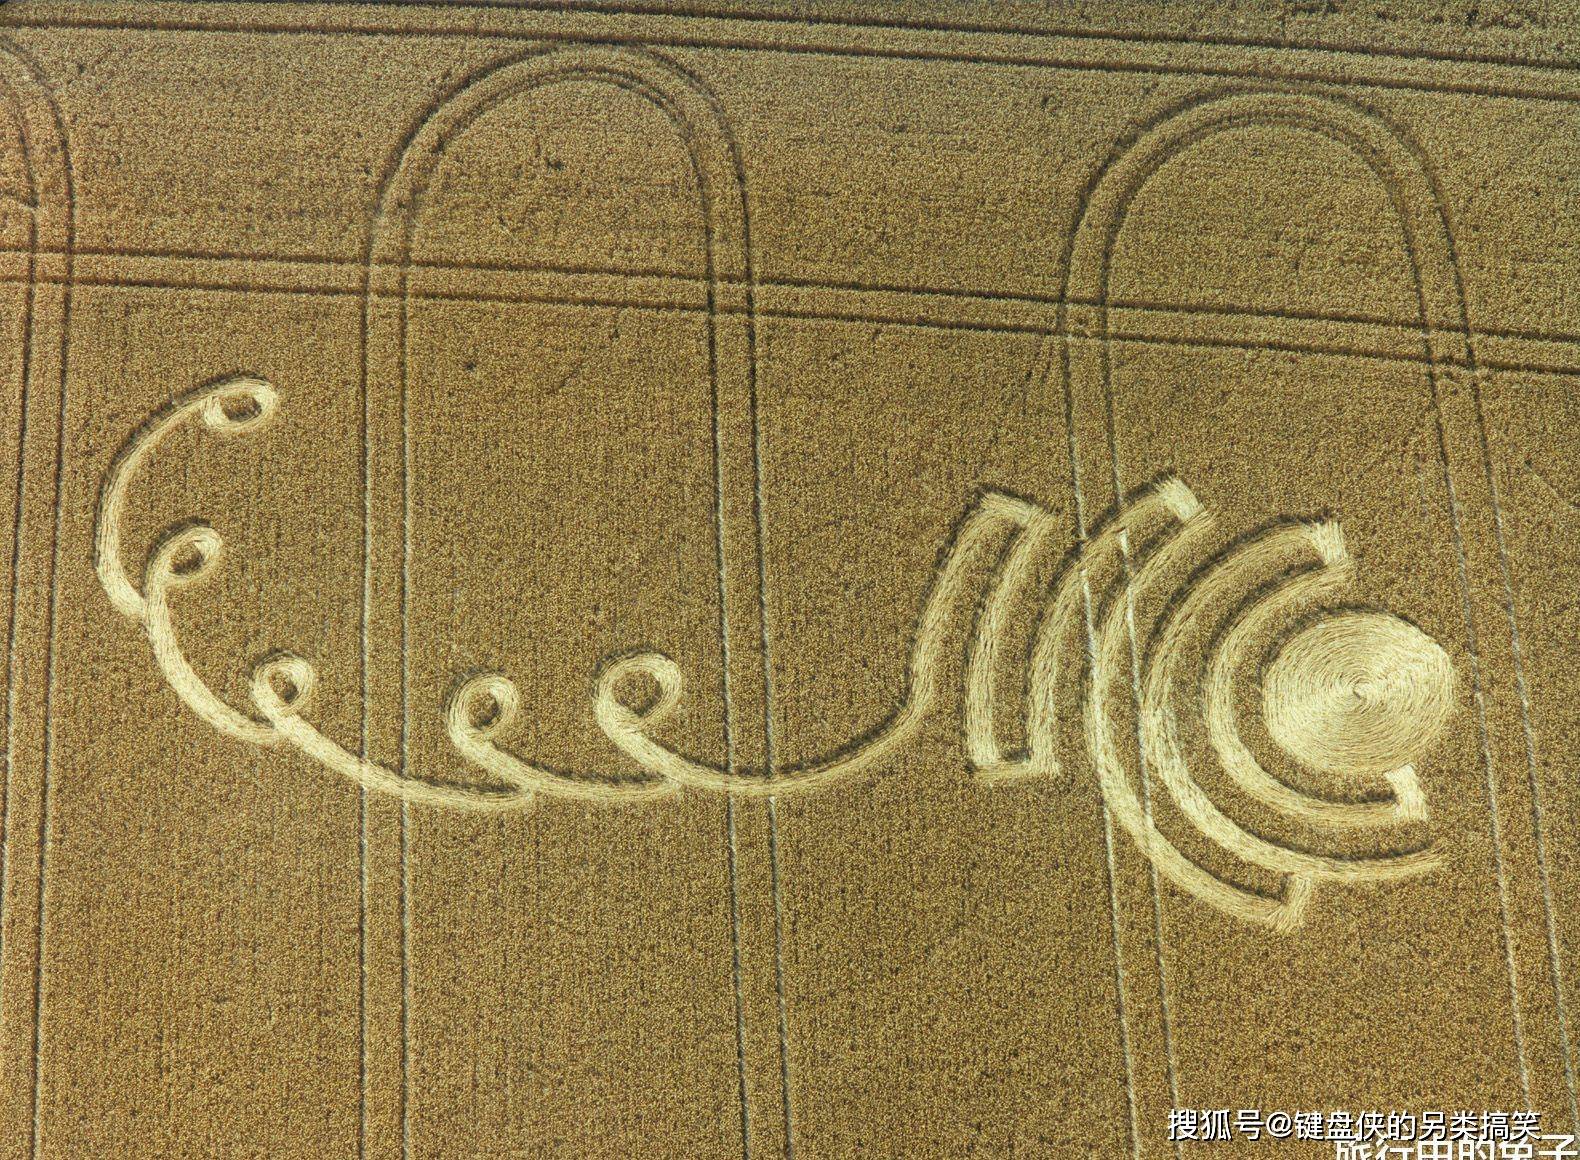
<box><xmin>95</xmin><ymin>377</ymin><xmax>1455</xmax><ymax>930</ymax></box>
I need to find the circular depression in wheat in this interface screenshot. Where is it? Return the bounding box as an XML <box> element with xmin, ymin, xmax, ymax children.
<box><xmin>1262</xmin><ymin>610</ymin><xmax>1455</xmax><ymax>776</ymax></box>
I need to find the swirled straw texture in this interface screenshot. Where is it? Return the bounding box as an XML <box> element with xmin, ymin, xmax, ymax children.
<box><xmin>1263</xmin><ymin>610</ymin><xmax>1455</xmax><ymax>777</ymax></box>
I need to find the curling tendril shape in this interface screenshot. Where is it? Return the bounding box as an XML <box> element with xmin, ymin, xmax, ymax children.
<box><xmin>95</xmin><ymin>376</ymin><xmax>1457</xmax><ymax>931</ymax></box>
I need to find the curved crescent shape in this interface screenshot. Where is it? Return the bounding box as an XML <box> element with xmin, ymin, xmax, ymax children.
<box><xmin>964</xmin><ymin>505</ymin><xmax>1061</xmax><ymax>778</ymax></box>
<box><xmin>594</xmin><ymin>490</ymin><xmax>1031</xmax><ymax>795</ymax></box>
<box><xmin>1204</xmin><ymin>525</ymin><xmax>1429</xmax><ymax>827</ymax></box>
<box><xmin>1141</xmin><ymin>521</ymin><xmax>1439</xmax><ymax>881</ymax></box>
<box><xmin>967</xmin><ymin>476</ymin><xmax>1199</xmax><ymax>783</ymax></box>
<box><xmin>1083</xmin><ymin>502</ymin><xmax>1314</xmax><ymax>931</ymax></box>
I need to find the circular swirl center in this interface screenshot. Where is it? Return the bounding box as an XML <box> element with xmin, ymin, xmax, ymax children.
<box><xmin>1262</xmin><ymin>610</ymin><xmax>1455</xmax><ymax>775</ymax></box>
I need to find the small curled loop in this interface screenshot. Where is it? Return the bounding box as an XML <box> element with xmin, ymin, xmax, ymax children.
<box><xmin>450</xmin><ymin>669</ymin><xmax>673</xmax><ymax>803</ymax></box>
<box><xmin>139</xmin><ymin>523</ymin><xmax>276</xmax><ymax>746</ymax></box>
<box><xmin>595</xmin><ymin>652</ymin><xmax>683</xmax><ymax>733</ymax></box>
<box><xmin>250</xmin><ymin>654</ymin><xmax>527</xmax><ymax>811</ymax></box>
<box><xmin>250</xmin><ymin>652</ymin><xmax>318</xmax><ymax>722</ymax></box>
<box><xmin>446</xmin><ymin>673</ymin><xmax>523</xmax><ymax>744</ymax></box>
<box><xmin>96</xmin><ymin>372</ymin><xmax>279</xmax><ymax>619</ymax></box>
<box><xmin>145</xmin><ymin>521</ymin><xmax>225</xmax><ymax>590</ymax></box>
<box><xmin>199</xmin><ymin>375</ymin><xmax>278</xmax><ymax>435</ymax></box>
